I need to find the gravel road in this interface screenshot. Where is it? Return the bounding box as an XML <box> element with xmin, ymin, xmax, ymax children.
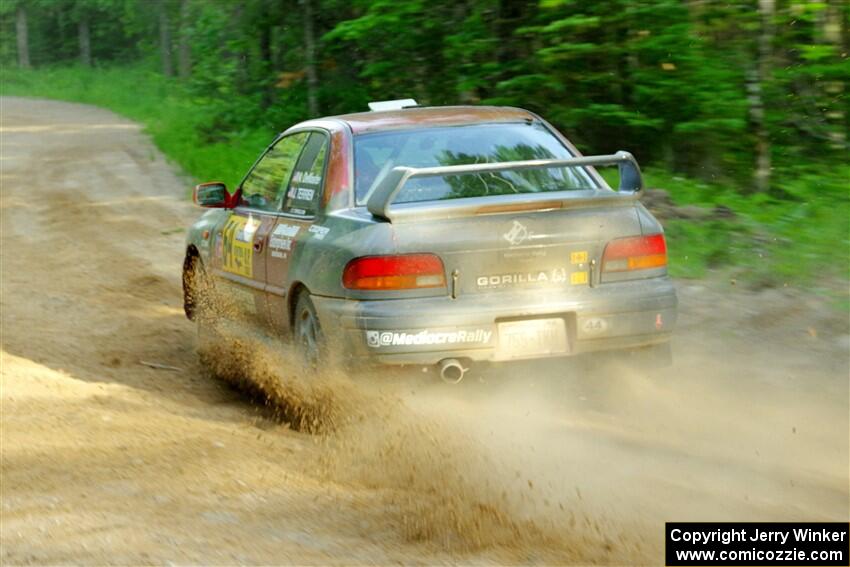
<box><xmin>1</xmin><ymin>97</ymin><xmax>847</xmax><ymax>564</ymax></box>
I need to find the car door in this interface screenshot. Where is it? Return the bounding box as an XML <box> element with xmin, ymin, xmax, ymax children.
<box><xmin>213</xmin><ymin>132</ymin><xmax>309</xmax><ymax>322</ymax></box>
<box><xmin>264</xmin><ymin>131</ymin><xmax>330</xmax><ymax>331</ymax></box>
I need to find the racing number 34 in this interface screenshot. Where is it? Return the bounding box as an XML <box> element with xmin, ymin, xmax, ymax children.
<box><xmin>221</xmin><ymin>216</ymin><xmax>259</xmax><ymax>278</ymax></box>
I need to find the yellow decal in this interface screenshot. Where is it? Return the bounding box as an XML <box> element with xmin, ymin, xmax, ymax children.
<box><xmin>221</xmin><ymin>216</ymin><xmax>257</xmax><ymax>278</ymax></box>
<box><xmin>570</xmin><ymin>271</ymin><xmax>589</xmax><ymax>285</ymax></box>
<box><xmin>570</xmin><ymin>251</ymin><xmax>588</xmax><ymax>264</ymax></box>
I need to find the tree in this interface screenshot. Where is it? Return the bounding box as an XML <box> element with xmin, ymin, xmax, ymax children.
<box><xmin>302</xmin><ymin>0</ymin><xmax>319</xmax><ymax>116</ymax></box>
<box><xmin>159</xmin><ymin>0</ymin><xmax>173</xmax><ymax>77</ymax></box>
<box><xmin>78</xmin><ymin>8</ymin><xmax>92</xmax><ymax>66</ymax></box>
<box><xmin>1</xmin><ymin>0</ymin><xmax>845</xmax><ymax>195</ymax></box>
<box><xmin>177</xmin><ymin>0</ymin><xmax>191</xmax><ymax>80</ymax></box>
<box><xmin>15</xmin><ymin>3</ymin><xmax>30</xmax><ymax>69</ymax></box>
<box><xmin>749</xmin><ymin>0</ymin><xmax>774</xmax><ymax>193</ymax></box>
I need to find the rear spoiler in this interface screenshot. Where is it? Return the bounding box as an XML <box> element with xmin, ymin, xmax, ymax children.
<box><xmin>366</xmin><ymin>151</ymin><xmax>643</xmax><ymax>222</ymax></box>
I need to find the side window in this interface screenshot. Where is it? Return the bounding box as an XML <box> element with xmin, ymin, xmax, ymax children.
<box><xmin>240</xmin><ymin>132</ymin><xmax>309</xmax><ymax>211</ymax></box>
<box><xmin>281</xmin><ymin>132</ymin><xmax>329</xmax><ymax>217</ymax></box>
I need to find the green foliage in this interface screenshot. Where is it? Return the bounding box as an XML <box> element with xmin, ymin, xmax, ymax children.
<box><xmin>0</xmin><ymin>0</ymin><xmax>847</xmax><ymax>291</ymax></box>
<box><xmin>644</xmin><ymin>167</ymin><xmax>850</xmax><ymax>289</ymax></box>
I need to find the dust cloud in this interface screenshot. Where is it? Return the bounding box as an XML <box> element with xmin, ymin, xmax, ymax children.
<box><xmin>198</xmin><ymin>289</ymin><xmax>849</xmax><ymax>563</ymax></box>
<box><xmin>197</xmin><ymin>321</ymin><xmax>654</xmax><ymax>562</ymax></box>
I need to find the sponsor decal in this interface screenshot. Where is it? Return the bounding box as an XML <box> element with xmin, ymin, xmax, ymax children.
<box><xmin>221</xmin><ymin>216</ymin><xmax>256</xmax><ymax>277</ymax></box>
<box><xmin>366</xmin><ymin>329</ymin><xmax>492</xmax><ymax>348</ymax></box>
<box><xmin>269</xmin><ymin>223</ymin><xmax>300</xmax><ymax>257</ymax></box>
<box><xmin>309</xmin><ymin>225</ymin><xmax>330</xmax><ymax>240</ymax></box>
<box><xmin>235</xmin><ymin>216</ymin><xmax>260</xmax><ymax>242</ymax></box>
<box><xmin>570</xmin><ymin>251</ymin><xmax>588</xmax><ymax>264</ymax></box>
<box><xmin>581</xmin><ymin>317</ymin><xmax>608</xmax><ymax>335</ymax></box>
<box><xmin>290</xmin><ymin>207</ymin><xmax>306</xmax><ymax>215</ymax></box>
<box><xmin>273</xmin><ymin>223</ymin><xmax>301</xmax><ymax>237</ymax></box>
<box><xmin>476</xmin><ymin>268</ymin><xmax>568</xmax><ymax>288</ymax></box>
<box><xmin>503</xmin><ymin>220</ymin><xmax>531</xmax><ymax>247</ymax></box>
<box><xmin>270</xmin><ymin>239</ymin><xmax>293</xmax><ymax>251</ymax></box>
<box><xmin>503</xmin><ymin>248</ymin><xmax>546</xmax><ymax>259</ymax></box>
<box><xmin>295</xmin><ymin>187</ymin><xmax>315</xmax><ymax>201</ymax></box>
<box><xmin>570</xmin><ymin>271</ymin><xmax>588</xmax><ymax>285</ymax></box>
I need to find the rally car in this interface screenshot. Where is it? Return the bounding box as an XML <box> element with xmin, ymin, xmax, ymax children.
<box><xmin>183</xmin><ymin>100</ymin><xmax>677</xmax><ymax>382</ymax></box>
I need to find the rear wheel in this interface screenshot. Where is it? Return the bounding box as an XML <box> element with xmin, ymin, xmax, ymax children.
<box><xmin>293</xmin><ymin>292</ymin><xmax>324</xmax><ymax>370</ymax></box>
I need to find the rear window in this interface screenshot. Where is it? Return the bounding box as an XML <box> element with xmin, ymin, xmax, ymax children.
<box><xmin>353</xmin><ymin>122</ymin><xmax>599</xmax><ymax>205</ymax></box>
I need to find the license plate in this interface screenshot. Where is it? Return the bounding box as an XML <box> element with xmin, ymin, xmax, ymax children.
<box><xmin>496</xmin><ymin>318</ymin><xmax>568</xmax><ymax>360</ymax></box>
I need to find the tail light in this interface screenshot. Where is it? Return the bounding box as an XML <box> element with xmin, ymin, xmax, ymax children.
<box><xmin>343</xmin><ymin>254</ymin><xmax>446</xmax><ymax>290</ymax></box>
<box><xmin>602</xmin><ymin>234</ymin><xmax>667</xmax><ymax>272</ymax></box>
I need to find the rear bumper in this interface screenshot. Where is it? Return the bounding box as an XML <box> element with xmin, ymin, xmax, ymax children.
<box><xmin>313</xmin><ymin>277</ymin><xmax>677</xmax><ymax>366</ymax></box>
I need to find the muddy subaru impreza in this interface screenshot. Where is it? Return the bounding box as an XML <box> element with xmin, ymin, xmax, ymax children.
<box><xmin>183</xmin><ymin>100</ymin><xmax>677</xmax><ymax>381</ymax></box>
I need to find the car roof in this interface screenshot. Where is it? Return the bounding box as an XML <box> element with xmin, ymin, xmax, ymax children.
<box><xmin>329</xmin><ymin>105</ymin><xmax>537</xmax><ymax>135</ymax></box>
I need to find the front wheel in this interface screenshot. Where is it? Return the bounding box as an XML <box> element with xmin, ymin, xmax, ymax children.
<box><xmin>182</xmin><ymin>253</ymin><xmax>203</xmax><ymax>320</ymax></box>
<box><xmin>293</xmin><ymin>292</ymin><xmax>325</xmax><ymax>370</ymax></box>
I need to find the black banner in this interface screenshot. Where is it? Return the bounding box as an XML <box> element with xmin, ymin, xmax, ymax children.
<box><xmin>666</xmin><ymin>523</ymin><xmax>849</xmax><ymax>566</ymax></box>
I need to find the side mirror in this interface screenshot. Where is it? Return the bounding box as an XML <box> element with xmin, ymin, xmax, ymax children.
<box><xmin>193</xmin><ymin>182</ymin><xmax>229</xmax><ymax>208</ymax></box>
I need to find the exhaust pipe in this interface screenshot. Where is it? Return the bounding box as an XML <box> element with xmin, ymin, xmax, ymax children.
<box><xmin>438</xmin><ymin>358</ymin><xmax>467</xmax><ymax>384</ymax></box>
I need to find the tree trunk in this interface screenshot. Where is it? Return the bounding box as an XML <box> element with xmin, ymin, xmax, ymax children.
<box><xmin>749</xmin><ymin>0</ymin><xmax>774</xmax><ymax>193</ymax></box>
<box><xmin>259</xmin><ymin>0</ymin><xmax>274</xmax><ymax>109</ymax></box>
<box><xmin>16</xmin><ymin>5</ymin><xmax>30</xmax><ymax>69</ymax></box>
<box><xmin>230</xmin><ymin>2</ymin><xmax>248</xmax><ymax>91</ymax></box>
<box><xmin>78</xmin><ymin>14</ymin><xmax>92</xmax><ymax>67</ymax></box>
<box><xmin>177</xmin><ymin>0</ymin><xmax>191</xmax><ymax>80</ymax></box>
<box><xmin>302</xmin><ymin>0</ymin><xmax>319</xmax><ymax>117</ymax></box>
<box><xmin>821</xmin><ymin>0</ymin><xmax>846</xmax><ymax>149</ymax></box>
<box><xmin>159</xmin><ymin>0</ymin><xmax>174</xmax><ymax>77</ymax></box>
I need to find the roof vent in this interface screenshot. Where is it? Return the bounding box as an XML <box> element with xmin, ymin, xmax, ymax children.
<box><xmin>367</xmin><ymin>99</ymin><xmax>418</xmax><ymax>112</ymax></box>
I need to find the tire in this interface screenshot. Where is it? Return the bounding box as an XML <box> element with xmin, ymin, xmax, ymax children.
<box><xmin>183</xmin><ymin>255</ymin><xmax>222</xmax><ymax>353</ymax></box>
<box><xmin>293</xmin><ymin>291</ymin><xmax>325</xmax><ymax>370</ymax></box>
<box><xmin>182</xmin><ymin>253</ymin><xmax>202</xmax><ymax>320</ymax></box>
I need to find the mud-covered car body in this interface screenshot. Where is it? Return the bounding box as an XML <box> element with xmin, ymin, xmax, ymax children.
<box><xmin>184</xmin><ymin>103</ymin><xmax>677</xmax><ymax>370</ymax></box>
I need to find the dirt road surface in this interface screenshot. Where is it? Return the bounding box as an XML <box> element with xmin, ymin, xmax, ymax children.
<box><xmin>1</xmin><ymin>97</ymin><xmax>848</xmax><ymax>564</ymax></box>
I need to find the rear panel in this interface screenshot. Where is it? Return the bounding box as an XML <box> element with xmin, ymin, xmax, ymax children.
<box><xmin>387</xmin><ymin>204</ymin><xmax>645</xmax><ymax>296</ymax></box>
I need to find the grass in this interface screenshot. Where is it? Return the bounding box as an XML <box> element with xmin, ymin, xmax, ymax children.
<box><xmin>642</xmin><ymin>168</ymin><xmax>850</xmax><ymax>291</ymax></box>
<box><xmin>3</xmin><ymin>65</ymin><xmax>848</xmax><ymax>294</ymax></box>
